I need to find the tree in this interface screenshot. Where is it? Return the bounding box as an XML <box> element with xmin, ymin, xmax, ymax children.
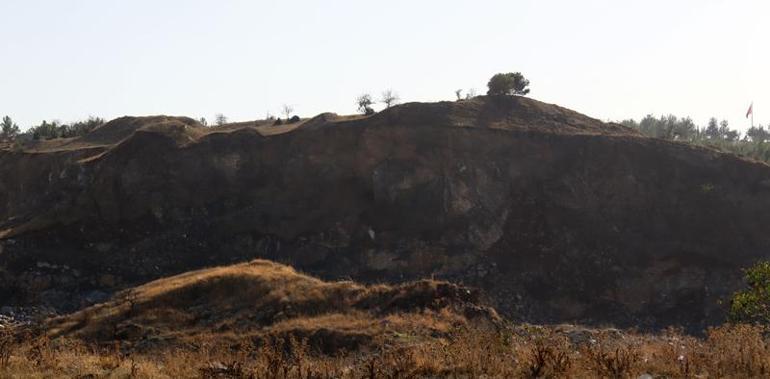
<box><xmin>487</xmin><ymin>72</ymin><xmax>530</xmax><ymax>96</ymax></box>
<box><xmin>746</xmin><ymin>126</ymin><xmax>769</xmax><ymax>143</ymax></box>
<box><xmin>729</xmin><ymin>261</ymin><xmax>770</xmax><ymax>325</ymax></box>
<box><xmin>619</xmin><ymin>119</ymin><xmax>639</xmax><ymax>130</ymax></box>
<box><xmin>356</xmin><ymin>94</ymin><xmax>374</xmax><ymax>115</ymax></box>
<box><xmin>380</xmin><ymin>89</ymin><xmax>399</xmax><ymax>109</ymax></box>
<box><xmin>281</xmin><ymin>104</ymin><xmax>294</xmax><ymax>120</ymax></box>
<box><xmin>673</xmin><ymin>117</ymin><xmax>698</xmax><ymax>141</ymax></box>
<box><xmin>454</xmin><ymin>89</ymin><xmax>463</xmax><ymax>101</ymax></box>
<box><xmin>31</xmin><ymin>120</ymin><xmax>61</xmax><ymax>140</ymax></box>
<box><xmin>199</xmin><ymin>117</ymin><xmax>208</xmax><ymax>127</ymax></box>
<box><xmin>215</xmin><ymin>114</ymin><xmax>228</xmax><ymax>126</ymax></box>
<box><xmin>718</xmin><ymin>120</ymin><xmax>740</xmax><ymax>141</ymax></box>
<box><xmin>621</xmin><ymin>113</ymin><xmax>769</xmax><ymax>163</ymax></box>
<box><xmin>705</xmin><ymin>118</ymin><xmax>720</xmax><ymax>140</ymax></box>
<box><xmin>62</xmin><ymin>117</ymin><xmax>104</xmax><ymax>138</ymax></box>
<box><xmin>1</xmin><ymin>116</ymin><xmax>20</xmax><ymax>140</ymax></box>
<box><xmin>465</xmin><ymin>88</ymin><xmax>478</xmax><ymax>100</ymax></box>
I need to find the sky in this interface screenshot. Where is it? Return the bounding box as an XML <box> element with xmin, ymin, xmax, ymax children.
<box><xmin>0</xmin><ymin>0</ymin><xmax>768</xmax><ymax>132</ymax></box>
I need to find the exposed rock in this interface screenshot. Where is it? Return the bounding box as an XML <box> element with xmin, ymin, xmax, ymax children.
<box><xmin>2</xmin><ymin>97</ymin><xmax>770</xmax><ymax>331</ymax></box>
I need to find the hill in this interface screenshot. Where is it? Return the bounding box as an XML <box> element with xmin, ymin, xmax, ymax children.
<box><xmin>2</xmin><ymin>95</ymin><xmax>770</xmax><ymax>331</ymax></box>
<box><xmin>46</xmin><ymin>259</ymin><xmax>498</xmax><ymax>353</ymax></box>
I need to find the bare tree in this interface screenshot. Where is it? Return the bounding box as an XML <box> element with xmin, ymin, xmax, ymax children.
<box><xmin>281</xmin><ymin>104</ymin><xmax>294</xmax><ymax>120</ymax></box>
<box><xmin>380</xmin><ymin>89</ymin><xmax>400</xmax><ymax>108</ymax></box>
<box><xmin>198</xmin><ymin>117</ymin><xmax>208</xmax><ymax>127</ymax></box>
<box><xmin>356</xmin><ymin>94</ymin><xmax>374</xmax><ymax>115</ymax></box>
<box><xmin>215</xmin><ymin>114</ymin><xmax>228</xmax><ymax>126</ymax></box>
<box><xmin>465</xmin><ymin>88</ymin><xmax>478</xmax><ymax>100</ymax></box>
<box><xmin>454</xmin><ymin>89</ymin><xmax>463</xmax><ymax>101</ymax></box>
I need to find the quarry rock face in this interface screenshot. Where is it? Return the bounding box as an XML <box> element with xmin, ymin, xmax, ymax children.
<box><xmin>2</xmin><ymin>96</ymin><xmax>770</xmax><ymax>331</ymax></box>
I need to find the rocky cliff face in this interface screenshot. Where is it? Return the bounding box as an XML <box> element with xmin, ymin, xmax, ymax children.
<box><xmin>2</xmin><ymin>96</ymin><xmax>769</xmax><ymax>331</ymax></box>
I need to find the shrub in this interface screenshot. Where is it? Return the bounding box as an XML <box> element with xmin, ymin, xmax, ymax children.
<box><xmin>0</xmin><ymin>327</ymin><xmax>15</xmax><ymax>368</ymax></box>
<box><xmin>487</xmin><ymin>72</ymin><xmax>530</xmax><ymax>96</ymax></box>
<box><xmin>584</xmin><ymin>344</ymin><xmax>640</xmax><ymax>379</ymax></box>
<box><xmin>729</xmin><ymin>260</ymin><xmax>770</xmax><ymax>324</ymax></box>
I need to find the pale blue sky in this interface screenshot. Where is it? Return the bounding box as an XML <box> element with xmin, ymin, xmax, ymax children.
<box><xmin>1</xmin><ymin>0</ymin><xmax>767</xmax><ymax>131</ymax></box>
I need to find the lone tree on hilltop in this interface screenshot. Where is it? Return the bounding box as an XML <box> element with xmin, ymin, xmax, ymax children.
<box><xmin>215</xmin><ymin>113</ymin><xmax>228</xmax><ymax>126</ymax></box>
<box><xmin>380</xmin><ymin>89</ymin><xmax>399</xmax><ymax>108</ymax></box>
<box><xmin>487</xmin><ymin>72</ymin><xmax>530</xmax><ymax>96</ymax></box>
<box><xmin>356</xmin><ymin>94</ymin><xmax>375</xmax><ymax>115</ymax></box>
<box><xmin>1</xmin><ymin>116</ymin><xmax>20</xmax><ymax>140</ymax></box>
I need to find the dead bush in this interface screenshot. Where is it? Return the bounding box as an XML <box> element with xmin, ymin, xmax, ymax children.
<box><xmin>585</xmin><ymin>342</ymin><xmax>640</xmax><ymax>378</ymax></box>
<box><xmin>0</xmin><ymin>327</ymin><xmax>15</xmax><ymax>368</ymax></box>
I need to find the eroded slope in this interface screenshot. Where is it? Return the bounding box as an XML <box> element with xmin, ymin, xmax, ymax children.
<box><xmin>2</xmin><ymin>96</ymin><xmax>769</xmax><ymax>330</ymax></box>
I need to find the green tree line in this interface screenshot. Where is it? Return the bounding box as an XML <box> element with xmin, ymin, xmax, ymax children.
<box><xmin>621</xmin><ymin>115</ymin><xmax>770</xmax><ymax>164</ymax></box>
<box><xmin>0</xmin><ymin>116</ymin><xmax>105</xmax><ymax>142</ymax></box>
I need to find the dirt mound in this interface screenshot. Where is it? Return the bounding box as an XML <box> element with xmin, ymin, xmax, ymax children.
<box><xmin>2</xmin><ymin>96</ymin><xmax>770</xmax><ymax>331</ymax></box>
<box><xmin>364</xmin><ymin>96</ymin><xmax>638</xmax><ymax>135</ymax></box>
<box><xmin>46</xmin><ymin>259</ymin><xmax>497</xmax><ymax>352</ymax></box>
<box><xmin>79</xmin><ymin>116</ymin><xmax>203</xmax><ymax>145</ymax></box>
<box><xmin>292</xmin><ymin>96</ymin><xmax>639</xmax><ymax>136</ymax></box>
<box><xmin>296</xmin><ymin>112</ymin><xmax>342</xmax><ymax>131</ymax></box>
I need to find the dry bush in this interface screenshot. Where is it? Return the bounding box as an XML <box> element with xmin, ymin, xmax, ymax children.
<box><xmin>3</xmin><ymin>323</ymin><xmax>770</xmax><ymax>378</ymax></box>
<box><xmin>629</xmin><ymin>324</ymin><xmax>770</xmax><ymax>378</ymax></box>
<box><xmin>519</xmin><ymin>332</ymin><xmax>572</xmax><ymax>378</ymax></box>
<box><xmin>199</xmin><ymin>360</ymin><xmax>251</xmax><ymax>378</ymax></box>
<box><xmin>584</xmin><ymin>343</ymin><xmax>640</xmax><ymax>379</ymax></box>
<box><xmin>704</xmin><ymin>324</ymin><xmax>770</xmax><ymax>377</ymax></box>
<box><xmin>0</xmin><ymin>327</ymin><xmax>15</xmax><ymax>368</ymax></box>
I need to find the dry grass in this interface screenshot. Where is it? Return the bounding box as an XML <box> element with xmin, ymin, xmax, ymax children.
<box><xmin>24</xmin><ymin>260</ymin><xmax>770</xmax><ymax>377</ymax></box>
<box><xmin>45</xmin><ymin>259</ymin><xmax>497</xmax><ymax>356</ymax></box>
<box><xmin>1</xmin><ymin>324</ymin><xmax>769</xmax><ymax>378</ymax></box>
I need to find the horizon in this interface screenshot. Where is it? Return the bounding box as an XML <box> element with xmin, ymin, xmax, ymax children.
<box><xmin>1</xmin><ymin>0</ymin><xmax>768</xmax><ymax>132</ymax></box>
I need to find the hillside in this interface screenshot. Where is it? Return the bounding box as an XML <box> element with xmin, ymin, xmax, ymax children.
<box><xmin>2</xmin><ymin>95</ymin><xmax>770</xmax><ymax>331</ymax></box>
<box><xmin>46</xmin><ymin>259</ymin><xmax>498</xmax><ymax>353</ymax></box>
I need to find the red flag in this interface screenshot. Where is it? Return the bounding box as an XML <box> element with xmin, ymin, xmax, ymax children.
<box><xmin>746</xmin><ymin>103</ymin><xmax>753</xmax><ymax>118</ymax></box>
